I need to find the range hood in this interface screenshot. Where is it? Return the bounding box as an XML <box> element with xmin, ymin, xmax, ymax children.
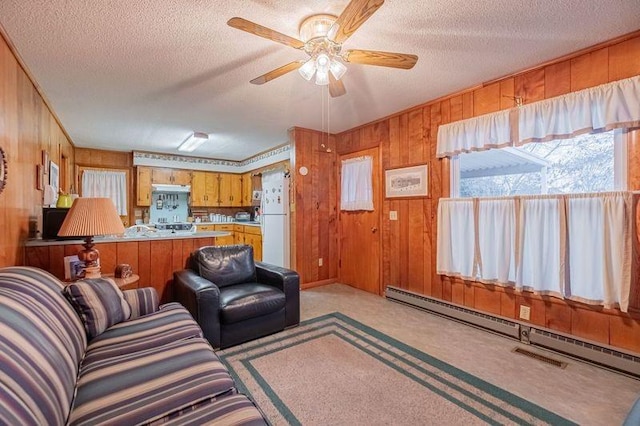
<box><xmin>152</xmin><ymin>184</ymin><xmax>191</xmax><ymax>193</ymax></box>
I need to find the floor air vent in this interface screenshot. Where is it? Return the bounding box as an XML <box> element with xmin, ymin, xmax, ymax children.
<box><xmin>385</xmin><ymin>285</ymin><xmax>640</xmax><ymax>378</ymax></box>
<box><xmin>512</xmin><ymin>347</ymin><xmax>567</xmax><ymax>368</ymax></box>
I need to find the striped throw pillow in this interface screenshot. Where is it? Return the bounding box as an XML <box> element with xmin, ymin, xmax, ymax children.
<box><xmin>64</xmin><ymin>277</ymin><xmax>132</xmax><ymax>339</ymax></box>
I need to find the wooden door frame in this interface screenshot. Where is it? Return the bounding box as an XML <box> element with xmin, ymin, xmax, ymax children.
<box><xmin>336</xmin><ymin>146</ymin><xmax>384</xmax><ymax>295</ymax></box>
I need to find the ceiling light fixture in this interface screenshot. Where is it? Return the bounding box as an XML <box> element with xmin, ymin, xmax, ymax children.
<box><xmin>296</xmin><ymin>14</ymin><xmax>347</xmax><ymax>86</ymax></box>
<box><xmin>178</xmin><ymin>132</ymin><xmax>209</xmax><ymax>152</ymax></box>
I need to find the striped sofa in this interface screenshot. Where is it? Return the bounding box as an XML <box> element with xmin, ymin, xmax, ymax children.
<box><xmin>0</xmin><ymin>266</ymin><xmax>268</xmax><ymax>425</ymax></box>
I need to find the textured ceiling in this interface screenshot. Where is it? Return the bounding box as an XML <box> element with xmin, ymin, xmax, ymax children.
<box><xmin>0</xmin><ymin>1</ymin><xmax>639</xmax><ymax>161</ymax></box>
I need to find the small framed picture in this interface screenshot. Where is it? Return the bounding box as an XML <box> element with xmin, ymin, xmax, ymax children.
<box><xmin>385</xmin><ymin>164</ymin><xmax>429</xmax><ymax>198</ymax></box>
<box><xmin>36</xmin><ymin>164</ymin><xmax>44</xmax><ymax>190</ymax></box>
<box><xmin>252</xmin><ymin>190</ymin><xmax>262</xmax><ymax>201</ymax></box>
<box><xmin>64</xmin><ymin>255</ymin><xmax>86</xmax><ymax>281</ymax></box>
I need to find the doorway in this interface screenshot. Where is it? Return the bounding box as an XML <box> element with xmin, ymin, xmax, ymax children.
<box><xmin>338</xmin><ymin>147</ymin><xmax>382</xmax><ymax>295</ymax></box>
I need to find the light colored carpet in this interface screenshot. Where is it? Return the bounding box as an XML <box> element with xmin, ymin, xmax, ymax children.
<box><xmin>218</xmin><ymin>313</ymin><xmax>575</xmax><ymax>426</ymax></box>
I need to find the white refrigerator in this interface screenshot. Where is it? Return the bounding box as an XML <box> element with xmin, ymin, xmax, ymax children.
<box><xmin>260</xmin><ymin>171</ymin><xmax>290</xmax><ymax>268</ymax></box>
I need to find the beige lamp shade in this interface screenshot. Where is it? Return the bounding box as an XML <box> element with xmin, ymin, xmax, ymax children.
<box><xmin>58</xmin><ymin>197</ymin><xmax>125</xmax><ymax>237</ymax></box>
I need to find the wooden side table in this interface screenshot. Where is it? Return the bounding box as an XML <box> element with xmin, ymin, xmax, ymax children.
<box><xmin>103</xmin><ymin>273</ymin><xmax>140</xmax><ymax>291</ymax></box>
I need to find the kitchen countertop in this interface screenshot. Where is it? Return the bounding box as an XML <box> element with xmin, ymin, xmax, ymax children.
<box><xmin>25</xmin><ymin>231</ymin><xmax>231</xmax><ymax>247</ymax></box>
<box><xmin>193</xmin><ymin>221</ymin><xmax>261</xmax><ymax>227</ymax></box>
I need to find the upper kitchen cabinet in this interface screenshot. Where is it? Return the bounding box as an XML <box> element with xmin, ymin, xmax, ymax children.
<box><xmin>191</xmin><ymin>171</ymin><xmax>218</xmax><ymax>207</ymax></box>
<box><xmin>218</xmin><ymin>173</ymin><xmax>243</xmax><ymax>207</ymax></box>
<box><xmin>151</xmin><ymin>168</ymin><xmax>192</xmax><ymax>185</ymax></box>
<box><xmin>242</xmin><ymin>173</ymin><xmax>253</xmax><ymax>206</ymax></box>
<box><xmin>136</xmin><ymin>167</ymin><xmax>152</xmax><ymax>206</ymax></box>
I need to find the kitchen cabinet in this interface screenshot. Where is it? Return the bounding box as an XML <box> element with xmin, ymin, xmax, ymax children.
<box><xmin>195</xmin><ymin>224</ymin><xmax>215</xmax><ymax>232</ymax></box>
<box><xmin>191</xmin><ymin>171</ymin><xmax>218</xmax><ymax>207</ymax></box>
<box><xmin>214</xmin><ymin>224</ymin><xmax>235</xmax><ymax>245</ymax></box>
<box><xmin>136</xmin><ymin>167</ymin><xmax>152</xmax><ymax>206</ymax></box>
<box><xmin>242</xmin><ymin>172</ymin><xmax>253</xmax><ymax>206</ymax></box>
<box><xmin>234</xmin><ymin>225</ymin><xmax>262</xmax><ymax>261</ymax></box>
<box><xmin>151</xmin><ymin>168</ymin><xmax>192</xmax><ymax>185</ymax></box>
<box><xmin>218</xmin><ymin>173</ymin><xmax>243</xmax><ymax>207</ymax></box>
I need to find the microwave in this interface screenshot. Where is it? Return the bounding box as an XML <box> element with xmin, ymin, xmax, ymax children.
<box><xmin>42</xmin><ymin>208</ymin><xmax>76</xmax><ymax>240</ymax></box>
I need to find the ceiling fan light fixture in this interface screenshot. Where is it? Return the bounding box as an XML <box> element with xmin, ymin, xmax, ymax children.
<box><xmin>329</xmin><ymin>59</ymin><xmax>347</xmax><ymax>80</ymax></box>
<box><xmin>316</xmin><ymin>54</ymin><xmax>330</xmax><ymax>72</ymax></box>
<box><xmin>178</xmin><ymin>132</ymin><xmax>209</xmax><ymax>152</ymax></box>
<box><xmin>315</xmin><ymin>69</ymin><xmax>329</xmax><ymax>86</ymax></box>
<box><xmin>298</xmin><ymin>59</ymin><xmax>316</xmax><ymax>81</ymax></box>
<box><xmin>299</xmin><ymin>14</ymin><xmax>337</xmax><ymax>42</ymax></box>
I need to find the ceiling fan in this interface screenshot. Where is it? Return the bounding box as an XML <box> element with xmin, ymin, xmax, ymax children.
<box><xmin>227</xmin><ymin>0</ymin><xmax>418</xmax><ymax>98</ymax></box>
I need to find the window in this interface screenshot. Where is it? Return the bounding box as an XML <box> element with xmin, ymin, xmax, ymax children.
<box><xmin>451</xmin><ymin>130</ymin><xmax>627</xmax><ymax>197</ymax></box>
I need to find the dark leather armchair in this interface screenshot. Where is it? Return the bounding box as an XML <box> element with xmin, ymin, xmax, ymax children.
<box><xmin>173</xmin><ymin>245</ymin><xmax>300</xmax><ymax>349</ymax></box>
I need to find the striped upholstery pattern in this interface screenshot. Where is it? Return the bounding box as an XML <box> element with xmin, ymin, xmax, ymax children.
<box><xmin>64</xmin><ymin>277</ymin><xmax>132</xmax><ymax>339</ymax></box>
<box><xmin>0</xmin><ymin>267</ymin><xmax>87</xmax><ymax>425</ymax></box>
<box><xmin>83</xmin><ymin>303</ymin><xmax>203</xmax><ymax>365</ymax></box>
<box><xmin>69</xmin><ymin>337</ymin><xmax>236</xmax><ymax>425</ymax></box>
<box><xmin>158</xmin><ymin>394</ymin><xmax>268</xmax><ymax>426</ymax></box>
<box><xmin>123</xmin><ymin>287</ymin><xmax>159</xmax><ymax>318</ymax></box>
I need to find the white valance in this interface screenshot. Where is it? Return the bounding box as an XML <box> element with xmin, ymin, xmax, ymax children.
<box><xmin>436</xmin><ymin>75</ymin><xmax>640</xmax><ymax>157</ymax></box>
<box><xmin>340</xmin><ymin>156</ymin><xmax>374</xmax><ymax>211</ymax></box>
<box><xmin>518</xmin><ymin>75</ymin><xmax>640</xmax><ymax>144</ymax></box>
<box><xmin>436</xmin><ymin>109</ymin><xmax>513</xmax><ymax>158</ymax></box>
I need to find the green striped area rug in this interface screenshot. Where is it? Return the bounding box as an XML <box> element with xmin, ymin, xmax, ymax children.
<box><xmin>217</xmin><ymin>312</ymin><xmax>576</xmax><ymax>426</ymax></box>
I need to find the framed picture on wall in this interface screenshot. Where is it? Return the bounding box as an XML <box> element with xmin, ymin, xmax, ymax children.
<box><xmin>385</xmin><ymin>163</ymin><xmax>429</xmax><ymax>198</ymax></box>
<box><xmin>49</xmin><ymin>160</ymin><xmax>59</xmax><ymax>206</ymax></box>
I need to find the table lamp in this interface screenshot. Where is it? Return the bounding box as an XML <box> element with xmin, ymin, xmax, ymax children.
<box><xmin>57</xmin><ymin>197</ymin><xmax>125</xmax><ymax>279</ymax></box>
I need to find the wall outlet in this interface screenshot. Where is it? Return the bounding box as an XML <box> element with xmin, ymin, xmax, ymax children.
<box><xmin>519</xmin><ymin>305</ymin><xmax>531</xmax><ymax>321</ymax></box>
<box><xmin>318</xmin><ymin>258</ymin><xmax>323</xmax><ymax>267</ymax></box>
<box><xmin>390</xmin><ymin>211</ymin><xmax>398</xmax><ymax>220</ymax></box>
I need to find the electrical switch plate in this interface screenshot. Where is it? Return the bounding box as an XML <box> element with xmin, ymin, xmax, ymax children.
<box><xmin>390</xmin><ymin>211</ymin><xmax>398</xmax><ymax>220</ymax></box>
<box><xmin>519</xmin><ymin>305</ymin><xmax>531</xmax><ymax>321</ymax></box>
<box><xmin>318</xmin><ymin>258</ymin><xmax>323</xmax><ymax>267</ymax></box>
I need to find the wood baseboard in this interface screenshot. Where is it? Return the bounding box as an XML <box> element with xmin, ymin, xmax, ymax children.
<box><xmin>301</xmin><ymin>278</ymin><xmax>337</xmax><ymax>290</ymax></box>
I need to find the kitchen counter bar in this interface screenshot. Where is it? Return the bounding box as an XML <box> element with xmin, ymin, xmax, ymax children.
<box><xmin>25</xmin><ymin>231</ymin><xmax>231</xmax><ymax>247</ymax></box>
<box><xmin>24</xmin><ymin>232</ymin><xmax>234</xmax><ymax>304</ymax></box>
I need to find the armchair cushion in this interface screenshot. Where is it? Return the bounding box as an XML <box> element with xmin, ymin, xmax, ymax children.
<box><xmin>64</xmin><ymin>277</ymin><xmax>131</xmax><ymax>339</ymax></box>
<box><xmin>122</xmin><ymin>287</ymin><xmax>159</xmax><ymax>319</ymax></box>
<box><xmin>192</xmin><ymin>245</ymin><xmax>257</xmax><ymax>288</ymax></box>
<box><xmin>219</xmin><ymin>283</ymin><xmax>286</xmax><ymax>324</ymax></box>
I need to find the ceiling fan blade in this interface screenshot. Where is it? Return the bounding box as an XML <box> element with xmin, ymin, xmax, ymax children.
<box><xmin>329</xmin><ymin>74</ymin><xmax>346</xmax><ymax>98</ymax></box>
<box><xmin>328</xmin><ymin>0</ymin><xmax>385</xmax><ymax>44</ymax></box>
<box><xmin>250</xmin><ymin>61</ymin><xmax>303</xmax><ymax>85</ymax></box>
<box><xmin>228</xmin><ymin>17</ymin><xmax>305</xmax><ymax>49</ymax></box>
<box><xmin>344</xmin><ymin>49</ymin><xmax>418</xmax><ymax>69</ymax></box>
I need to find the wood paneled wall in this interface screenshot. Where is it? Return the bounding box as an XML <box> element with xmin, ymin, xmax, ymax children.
<box><xmin>333</xmin><ymin>33</ymin><xmax>640</xmax><ymax>353</ymax></box>
<box><xmin>289</xmin><ymin>127</ymin><xmax>338</xmax><ymax>287</ymax></box>
<box><xmin>0</xmin><ymin>33</ymin><xmax>75</xmax><ymax>267</ymax></box>
<box><xmin>25</xmin><ymin>237</ymin><xmax>218</xmax><ymax>303</ymax></box>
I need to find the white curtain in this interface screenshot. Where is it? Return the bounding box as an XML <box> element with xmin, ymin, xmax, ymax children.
<box><xmin>436</xmin><ymin>109</ymin><xmax>513</xmax><ymax>158</ymax></box>
<box><xmin>436</xmin><ymin>199</ymin><xmax>476</xmax><ymax>279</ymax></box>
<box><xmin>516</xmin><ymin>196</ymin><xmax>565</xmax><ymax>296</ymax></box>
<box><xmin>565</xmin><ymin>192</ymin><xmax>633</xmax><ymax>311</ymax></box>
<box><xmin>437</xmin><ymin>192</ymin><xmax>636</xmax><ymax>312</ymax></box>
<box><xmin>519</xmin><ymin>75</ymin><xmax>640</xmax><ymax>144</ymax></box>
<box><xmin>340</xmin><ymin>156</ymin><xmax>374</xmax><ymax>211</ymax></box>
<box><xmin>436</xmin><ymin>75</ymin><xmax>640</xmax><ymax>157</ymax></box>
<box><xmin>477</xmin><ymin>198</ymin><xmax>516</xmax><ymax>285</ymax></box>
<box><xmin>82</xmin><ymin>170</ymin><xmax>127</xmax><ymax>215</ymax></box>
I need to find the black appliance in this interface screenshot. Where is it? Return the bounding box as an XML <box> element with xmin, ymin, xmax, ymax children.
<box><xmin>42</xmin><ymin>207</ymin><xmax>75</xmax><ymax>240</ymax></box>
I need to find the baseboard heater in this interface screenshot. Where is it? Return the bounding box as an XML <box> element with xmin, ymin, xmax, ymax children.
<box><xmin>386</xmin><ymin>286</ymin><xmax>640</xmax><ymax>378</ymax></box>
